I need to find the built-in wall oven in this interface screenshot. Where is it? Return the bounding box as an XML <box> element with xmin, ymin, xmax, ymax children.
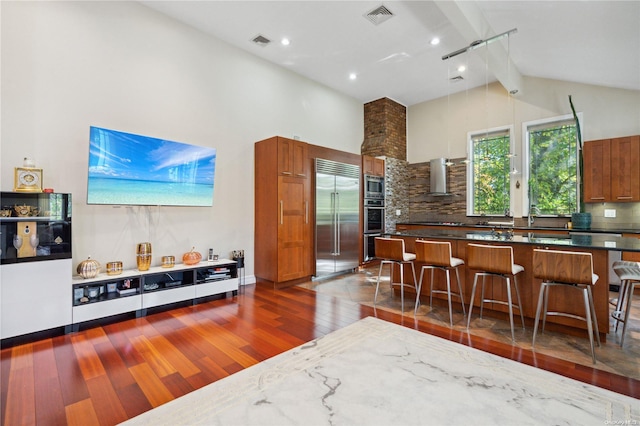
<box><xmin>364</xmin><ymin>198</ymin><xmax>384</xmax><ymax>233</ymax></box>
<box><xmin>364</xmin><ymin>197</ymin><xmax>384</xmax><ymax>261</ymax></box>
<box><xmin>364</xmin><ymin>174</ymin><xmax>385</xmax><ymax>200</ymax></box>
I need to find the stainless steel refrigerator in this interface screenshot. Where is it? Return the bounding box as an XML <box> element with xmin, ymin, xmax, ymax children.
<box><xmin>315</xmin><ymin>158</ymin><xmax>360</xmax><ymax>278</ymax></box>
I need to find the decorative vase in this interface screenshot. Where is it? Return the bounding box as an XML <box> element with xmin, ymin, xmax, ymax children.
<box><xmin>77</xmin><ymin>256</ymin><xmax>101</xmax><ymax>279</ymax></box>
<box><xmin>106</xmin><ymin>261</ymin><xmax>123</xmax><ymax>275</ymax></box>
<box><xmin>571</xmin><ymin>212</ymin><xmax>592</xmax><ymax>230</ymax></box>
<box><xmin>136</xmin><ymin>242</ymin><xmax>152</xmax><ymax>271</ymax></box>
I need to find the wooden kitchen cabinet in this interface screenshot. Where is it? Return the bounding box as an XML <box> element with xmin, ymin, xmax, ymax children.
<box><xmin>362</xmin><ymin>155</ymin><xmax>385</xmax><ymax>177</ymax></box>
<box><xmin>610</xmin><ymin>136</ymin><xmax>640</xmax><ymax>202</ymax></box>
<box><xmin>278</xmin><ymin>137</ymin><xmax>308</xmax><ymax>178</ymax></box>
<box><xmin>583</xmin><ymin>139</ymin><xmax>611</xmax><ymax>202</ymax></box>
<box><xmin>255</xmin><ymin>136</ymin><xmax>311</xmax><ymax>286</ymax></box>
<box><xmin>583</xmin><ymin>135</ymin><xmax>640</xmax><ymax>203</ymax></box>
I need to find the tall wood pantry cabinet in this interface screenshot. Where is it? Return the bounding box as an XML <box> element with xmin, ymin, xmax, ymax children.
<box><xmin>255</xmin><ymin>136</ymin><xmax>312</xmax><ymax>286</ymax></box>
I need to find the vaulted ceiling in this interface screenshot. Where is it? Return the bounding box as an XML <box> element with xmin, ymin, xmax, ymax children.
<box><xmin>141</xmin><ymin>1</ymin><xmax>640</xmax><ymax>106</ymax></box>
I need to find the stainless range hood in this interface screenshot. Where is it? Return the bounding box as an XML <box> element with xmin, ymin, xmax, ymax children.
<box><xmin>428</xmin><ymin>158</ymin><xmax>452</xmax><ymax>196</ymax></box>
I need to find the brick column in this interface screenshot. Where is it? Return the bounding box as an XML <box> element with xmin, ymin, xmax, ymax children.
<box><xmin>361</xmin><ymin>98</ymin><xmax>406</xmax><ymax>160</ymax></box>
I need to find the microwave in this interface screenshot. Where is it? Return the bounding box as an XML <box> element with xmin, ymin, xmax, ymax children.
<box><xmin>364</xmin><ymin>174</ymin><xmax>384</xmax><ymax>199</ymax></box>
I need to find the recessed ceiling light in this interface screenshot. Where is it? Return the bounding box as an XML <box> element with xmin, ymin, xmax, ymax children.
<box><xmin>458</xmin><ymin>65</ymin><xmax>466</xmax><ymax>72</ymax></box>
<box><xmin>430</xmin><ymin>37</ymin><xmax>440</xmax><ymax>46</ymax></box>
<box><xmin>349</xmin><ymin>73</ymin><xmax>357</xmax><ymax>80</ymax></box>
<box><xmin>281</xmin><ymin>38</ymin><xmax>290</xmax><ymax>46</ymax></box>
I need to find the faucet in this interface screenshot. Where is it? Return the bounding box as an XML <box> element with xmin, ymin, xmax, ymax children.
<box><xmin>528</xmin><ymin>204</ymin><xmax>541</xmax><ymax>227</ymax></box>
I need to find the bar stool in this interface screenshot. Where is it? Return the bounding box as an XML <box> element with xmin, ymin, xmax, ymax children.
<box><xmin>466</xmin><ymin>243</ymin><xmax>525</xmax><ymax>342</ymax></box>
<box><xmin>612</xmin><ymin>260</ymin><xmax>640</xmax><ymax>347</ymax></box>
<box><xmin>413</xmin><ymin>240</ymin><xmax>466</xmax><ymax>326</ymax></box>
<box><xmin>532</xmin><ymin>249</ymin><xmax>600</xmax><ymax>364</ymax></box>
<box><xmin>374</xmin><ymin>237</ymin><xmax>418</xmax><ymax>313</ymax></box>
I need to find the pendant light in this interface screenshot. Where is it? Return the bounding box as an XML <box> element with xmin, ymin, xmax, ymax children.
<box><xmin>506</xmin><ymin>32</ymin><xmax>520</xmax><ymax>176</ymax></box>
<box><xmin>460</xmin><ymin>50</ymin><xmax>472</xmax><ymax>165</ymax></box>
<box><xmin>445</xmin><ymin>57</ymin><xmax>454</xmax><ymax>166</ymax></box>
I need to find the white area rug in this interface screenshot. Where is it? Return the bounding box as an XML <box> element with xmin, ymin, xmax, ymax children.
<box><xmin>122</xmin><ymin>317</ymin><xmax>638</xmax><ymax>425</ymax></box>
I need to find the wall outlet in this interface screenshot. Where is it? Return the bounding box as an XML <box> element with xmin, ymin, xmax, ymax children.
<box><xmin>604</xmin><ymin>209</ymin><xmax>616</xmax><ymax>218</ymax></box>
<box><xmin>396</xmin><ymin>209</ymin><xmax>401</xmax><ymax>216</ymax></box>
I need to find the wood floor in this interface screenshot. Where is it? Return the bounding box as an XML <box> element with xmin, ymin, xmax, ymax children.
<box><xmin>2</xmin><ymin>282</ymin><xmax>639</xmax><ymax>426</ymax></box>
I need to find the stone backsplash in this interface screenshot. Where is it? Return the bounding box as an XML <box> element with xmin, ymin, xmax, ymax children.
<box><xmin>408</xmin><ymin>158</ymin><xmax>468</xmax><ymax>222</ymax></box>
<box><xmin>384</xmin><ymin>157</ymin><xmax>409</xmax><ymax>232</ymax></box>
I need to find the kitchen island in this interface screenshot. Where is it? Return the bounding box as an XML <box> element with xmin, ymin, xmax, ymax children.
<box><xmin>385</xmin><ymin>229</ymin><xmax>640</xmax><ymax>340</ymax></box>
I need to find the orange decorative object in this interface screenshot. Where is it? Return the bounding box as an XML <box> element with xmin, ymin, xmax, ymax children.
<box><xmin>182</xmin><ymin>247</ymin><xmax>202</xmax><ymax>265</ymax></box>
<box><xmin>77</xmin><ymin>256</ymin><xmax>101</xmax><ymax>279</ymax></box>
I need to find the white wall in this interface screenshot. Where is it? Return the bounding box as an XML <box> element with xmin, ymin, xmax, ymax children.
<box><xmin>1</xmin><ymin>1</ymin><xmax>364</xmax><ymax>277</ymax></box>
<box><xmin>408</xmin><ymin>76</ymin><xmax>640</xmax><ymax>216</ymax></box>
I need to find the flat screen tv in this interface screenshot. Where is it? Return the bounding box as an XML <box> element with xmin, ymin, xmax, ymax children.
<box><xmin>87</xmin><ymin>126</ymin><xmax>216</xmax><ymax>206</ymax></box>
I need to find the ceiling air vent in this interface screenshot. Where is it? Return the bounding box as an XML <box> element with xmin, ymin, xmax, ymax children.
<box><xmin>251</xmin><ymin>34</ymin><xmax>271</xmax><ymax>47</ymax></box>
<box><xmin>364</xmin><ymin>4</ymin><xmax>394</xmax><ymax>26</ymax></box>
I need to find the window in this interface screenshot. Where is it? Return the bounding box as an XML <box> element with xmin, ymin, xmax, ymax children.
<box><xmin>467</xmin><ymin>127</ymin><xmax>512</xmax><ymax>216</ymax></box>
<box><xmin>524</xmin><ymin>115</ymin><xmax>579</xmax><ymax>216</ymax></box>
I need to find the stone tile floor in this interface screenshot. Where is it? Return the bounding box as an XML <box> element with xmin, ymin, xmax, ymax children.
<box><xmin>299</xmin><ymin>266</ymin><xmax>640</xmax><ymax>380</ymax></box>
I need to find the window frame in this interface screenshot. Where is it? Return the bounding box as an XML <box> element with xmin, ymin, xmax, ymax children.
<box><xmin>466</xmin><ymin>125</ymin><xmax>515</xmax><ymax>217</ymax></box>
<box><xmin>522</xmin><ymin>113</ymin><xmax>583</xmax><ymax>217</ymax></box>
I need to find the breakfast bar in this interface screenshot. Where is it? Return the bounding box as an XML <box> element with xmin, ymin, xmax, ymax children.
<box><xmin>385</xmin><ymin>229</ymin><xmax>640</xmax><ymax>339</ymax></box>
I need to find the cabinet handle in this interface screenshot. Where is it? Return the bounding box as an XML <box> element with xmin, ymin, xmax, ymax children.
<box><xmin>280</xmin><ymin>200</ymin><xmax>283</xmax><ymax>225</ymax></box>
<box><xmin>617</xmin><ymin>196</ymin><xmax>632</xmax><ymax>200</ymax></box>
<box><xmin>305</xmin><ymin>201</ymin><xmax>308</xmax><ymax>224</ymax></box>
<box><xmin>296</xmin><ymin>173</ymin><xmax>306</xmax><ymax>177</ymax></box>
<box><xmin>281</xmin><ymin>171</ymin><xmax>292</xmax><ymax>175</ymax></box>
<box><xmin>590</xmin><ymin>197</ymin><xmax>605</xmax><ymax>200</ymax></box>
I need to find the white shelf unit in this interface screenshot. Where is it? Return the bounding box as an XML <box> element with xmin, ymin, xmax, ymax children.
<box><xmin>71</xmin><ymin>259</ymin><xmax>238</xmax><ymax>326</ymax></box>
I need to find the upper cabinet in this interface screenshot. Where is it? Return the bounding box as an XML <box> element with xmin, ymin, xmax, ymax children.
<box><xmin>362</xmin><ymin>155</ymin><xmax>385</xmax><ymax>177</ymax></box>
<box><xmin>583</xmin><ymin>139</ymin><xmax>611</xmax><ymax>202</ymax></box>
<box><xmin>278</xmin><ymin>137</ymin><xmax>308</xmax><ymax>178</ymax></box>
<box><xmin>610</xmin><ymin>136</ymin><xmax>640</xmax><ymax>201</ymax></box>
<box><xmin>583</xmin><ymin>136</ymin><xmax>640</xmax><ymax>203</ymax></box>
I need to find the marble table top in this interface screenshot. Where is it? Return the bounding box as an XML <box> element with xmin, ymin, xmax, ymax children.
<box><xmin>123</xmin><ymin>317</ymin><xmax>639</xmax><ymax>425</ymax></box>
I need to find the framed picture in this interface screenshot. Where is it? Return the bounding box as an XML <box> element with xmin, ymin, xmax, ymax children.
<box><xmin>106</xmin><ymin>282</ymin><xmax>117</xmax><ymax>293</ymax></box>
<box><xmin>14</xmin><ymin>167</ymin><xmax>43</xmax><ymax>192</ymax></box>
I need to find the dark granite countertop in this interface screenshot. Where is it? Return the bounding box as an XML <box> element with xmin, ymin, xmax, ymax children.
<box><xmin>388</xmin><ymin>228</ymin><xmax>640</xmax><ymax>252</ymax></box>
<box><xmin>397</xmin><ymin>222</ymin><xmax>640</xmax><ymax>235</ymax></box>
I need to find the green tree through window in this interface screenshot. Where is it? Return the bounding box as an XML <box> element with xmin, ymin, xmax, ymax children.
<box><xmin>470</xmin><ymin>130</ymin><xmax>510</xmax><ymax>215</ymax></box>
<box><xmin>528</xmin><ymin>121</ymin><xmax>577</xmax><ymax>215</ymax></box>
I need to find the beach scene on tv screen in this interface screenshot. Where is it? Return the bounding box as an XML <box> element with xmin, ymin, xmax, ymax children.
<box><xmin>87</xmin><ymin>127</ymin><xmax>216</xmax><ymax>206</ymax></box>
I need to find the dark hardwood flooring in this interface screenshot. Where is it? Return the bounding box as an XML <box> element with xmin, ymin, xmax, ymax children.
<box><xmin>2</xmin><ymin>282</ymin><xmax>638</xmax><ymax>425</ymax></box>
